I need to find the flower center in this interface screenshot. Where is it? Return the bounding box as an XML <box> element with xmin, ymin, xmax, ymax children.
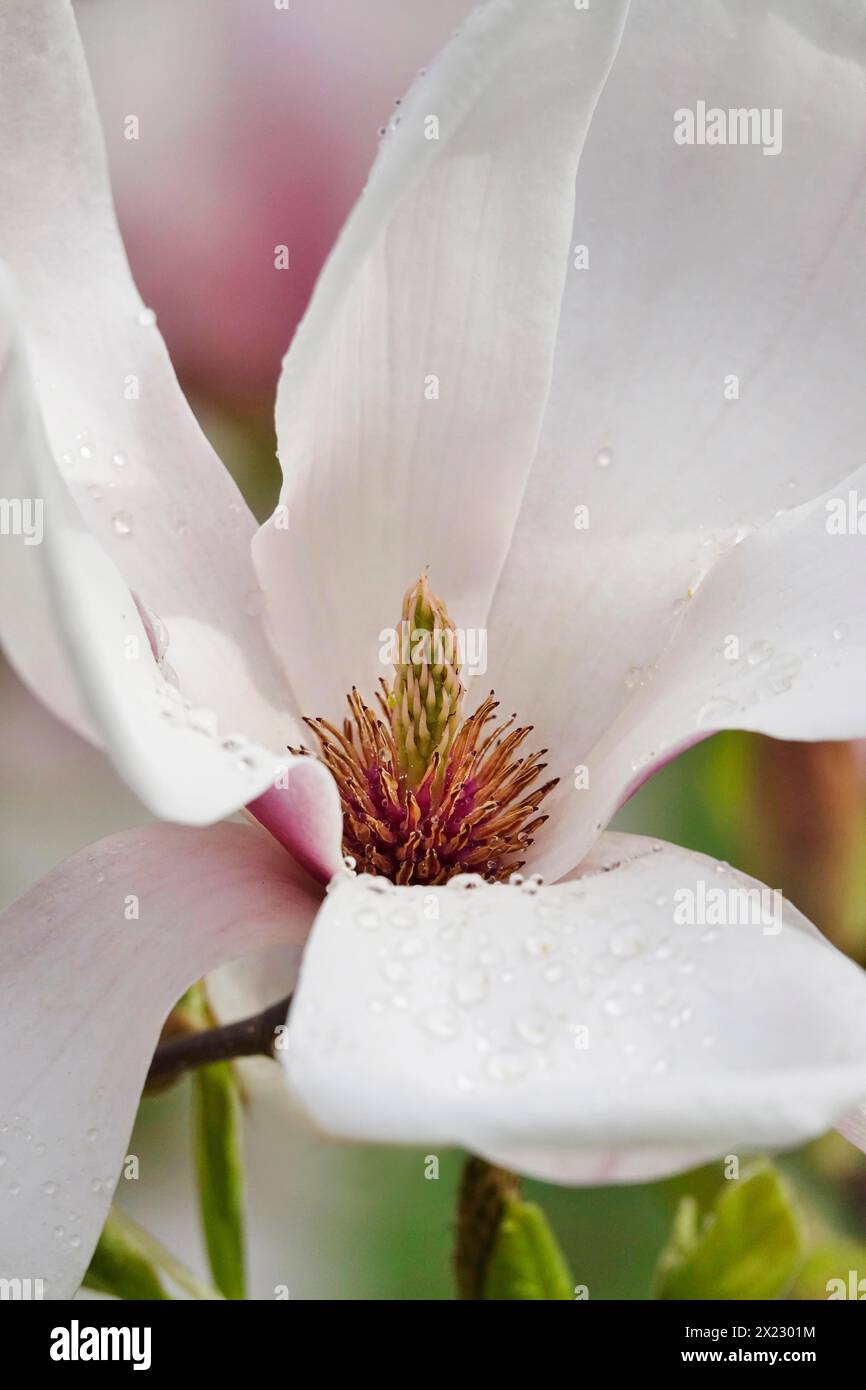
<box><xmin>302</xmin><ymin>575</ymin><xmax>556</xmax><ymax>885</ymax></box>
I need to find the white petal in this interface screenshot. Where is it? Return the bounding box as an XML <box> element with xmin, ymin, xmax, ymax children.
<box><xmin>0</xmin><ymin>821</ymin><xmax>319</xmax><ymax>1299</ymax></box>
<box><xmin>484</xmin><ymin>1</ymin><xmax>866</xmax><ymax>869</ymax></box>
<box><xmin>0</xmin><ymin>0</ymin><xmax>294</xmax><ymax>749</ymax></box>
<box><xmin>530</xmin><ymin>468</ymin><xmax>866</xmax><ymax>880</ymax></box>
<box><xmin>283</xmin><ymin>835</ymin><xmax>866</xmax><ymax>1185</ymax></box>
<box><xmin>254</xmin><ymin>0</ymin><xmax>630</xmax><ymax>717</ymax></box>
<box><xmin>0</xmin><ymin>278</ymin><xmax>339</xmax><ymax>826</ymax></box>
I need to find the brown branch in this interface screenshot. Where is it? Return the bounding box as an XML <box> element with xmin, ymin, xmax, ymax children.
<box><xmin>145</xmin><ymin>995</ymin><xmax>291</xmax><ymax>1091</ymax></box>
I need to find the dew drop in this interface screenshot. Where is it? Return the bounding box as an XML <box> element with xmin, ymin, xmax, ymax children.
<box><xmin>452</xmin><ymin>969</ymin><xmax>489</xmax><ymax>1006</ymax></box>
<box><xmin>397</xmin><ymin>935</ymin><xmax>426</xmax><ymax>959</ymax></box>
<box><xmin>389</xmin><ymin>908</ymin><xmax>416</xmax><ymax>930</ymax></box>
<box><xmin>514</xmin><ymin>1009</ymin><xmax>554</xmax><ymax>1046</ymax></box>
<box><xmin>609</xmin><ymin>923</ymin><xmax>644</xmax><ymax>958</ymax></box>
<box><xmin>188</xmin><ymin>706</ymin><xmax>219</xmax><ymax>737</ymax></box>
<box><xmin>595</xmin><ymin>446</ymin><xmax>613</xmax><ymax>469</ymax></box>
<box><xmin>524</xmin><ymin>930</ymin><xmax>555</xmax><ymax>958</ymax></box>
<box><xmin>342</xmin><ymin>853</ymin><xmax>357</xmax><ymax>871</ymax></box>
<box><xmin>746</xmin><ymin>640</ymin><xmax>773</xmax><ymax>666</ymax></box>
<box><xmin>696</xmin><ymin>695</ymin><xmax>737</xmax><ymax>727</ymax></box>
<box><xmin>137</xmin><ymin>307</ymin><xmax>157</xmax><ymax>327</ymax></box>
<box><xmin>380</xmin><ymin>959</ymin><xmax>410</xmax><ymax>986</ymax></box>
<box><xmin>448</xmin><ymin>872</ymin><xmax>485</xmax><ymax>891</ymax></box>
<box><xmin>422</xmin><ymin>1007</ymin><xmax>460</xmax><ymax>1040</ymax></box>
<box><xmin>41</xmin><ymin>1181</ymin><xmax>57</xmax><ymax>1196</ymax></box>
<box><xmin>112</xmin><ymin>511</ymin><xmax>133</xmax><ymax>537</ymax></box>
<box><xmin>87</xmin><ymin>484</ymin><xmax>103</xmax><ymax>501</ymax></box>
<box><xmin>486</xmin><ymin>1050</ymin><xmax>529</xmax><ymax>1084</ymax></box>
<box><xmin>832</xmin><ymin>622</ymin><xmax>848</xmax><ymax>642</ymax></box>
<box><xmin>542</xmin><ymin>961</ymin><xmax>567</xmax><ymax>984</ymax></box>
<box><xmin>111</xmin><ymin>451</ymin><xmax>128</xmax><ymax>468</ymax></box>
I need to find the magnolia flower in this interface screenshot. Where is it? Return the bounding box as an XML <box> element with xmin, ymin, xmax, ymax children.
<box><xmin>2</xmin><ymin>0</ymin><xmax>866</xmax><ymax>1300</ymax></box>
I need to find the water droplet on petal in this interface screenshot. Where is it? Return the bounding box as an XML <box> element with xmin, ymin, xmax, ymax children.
<box><xmin>380</xmin><ymin>959</ymin><xmax>410</xmax><ymax>986</ymax></box>
<box><xmin>609</xmin><ymin>923</ymin><xmax>644</xmax><ymax>958</ymax></box>
<box><xmin>746</xmin><ymin>640</ymin><xmax>773</xmax><ymax>666</ymax></box>
<box><xmin>832</xmin><ymin>622</ymin><xmax>848</xmax><ymax>642</ymax></box>
<box><xmin>111</xmin><ymin>451</ymin><xmax>128</xmax><ymax>468</ymax></box>
<box><xmin>696</xmin><ymin>696</ymin><xmax>737</xmax><ymax>727</ymax></box>
<box><xmin>595</xmin><ymin>446</ymin><xmax>612</xmax><ymax>468</ymax></box>
<box><xmin>448</xmin><ymin>873</ymin><xmax>485</xmax><ymax>891</ymax></box>
<box><xmin>486</xmin><ymin>1050</ymin><xmax>529</xmax><ymax>1084</ymax></box>
<box><xmin>514</xmin><ymin>1009</ymin><xmax>554</xmax><ymax>1046</ymax></box>
<box><xmin>112</xmin><ymin>511</ymin><xmax>133</xmax><ymax>536</ymax></box>
<box><xmin>389</xmin><ymin>908</ymin><xmax>416</xmax><ymax>930</ymax></box>
<box><xmin>423</xmin><ymin>1007</ymin><xmax>461</xmax><ymax>1040</ymax></box>
<box><xmin>137</xmin><ymin>307</ymin><xmax>157</xmax><ymax>327</ymax></box>
<box><xmin>452</xmin><ymin>969</ymin><xmax>489</xmax><ymax>1006</ymax></box>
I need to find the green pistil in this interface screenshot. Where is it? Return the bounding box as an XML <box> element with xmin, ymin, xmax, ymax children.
<box><xmin>390</xmin><ymin>572</ymin><xmax>463</xmax><ymax>788</ymax></box>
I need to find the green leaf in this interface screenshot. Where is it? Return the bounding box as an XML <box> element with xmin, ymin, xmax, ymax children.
<box><xmin>193</xmin><ymin>1057</ymin><xmax>246</xmax><ymax>1300</ymax></box>
<box><xmin>483</xmin><ymin>1196</ymin><xmax>575</xmax><ymax>1300</ymax></box>
<box><xmin>790</xmin><ymin>1242</ymin><xmax>866</xmax><ymax>1301</ymax></box>
<box><xmin>653</xmin><ymin>1163</ymin><xmax>801</xmax><ymax>1300</ymax></box>
<box><xmin>84</xmin><ymin>1208</ymin><xmax>169</xmax><ymax>1301</ymax></box>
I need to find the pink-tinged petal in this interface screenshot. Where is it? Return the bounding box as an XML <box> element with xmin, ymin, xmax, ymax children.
<box><xmin>247</xmin><ymin>760</ymin><xmax>345</xmax><ymax>886</ymax></box>
<box><xmin>254</xmin><ymin>0</ymin><xmax>631</xmax><ymax>719</ymax></box>
<box><xmin>283</xmin><ymin>835</ymin><xmax>866</xmax><ymax>1185</ymax></box>
<box><xmin>0</xmin><ymin>274</ymin><xmax>334</xmax><ymax>825</ymax></box>
<box><xmin>0</xmin><ymin>821</ymin><xmax>319</xmax><ymax>1298</ymax></box>
<box><xmin>484</xmin><ymin>0</ymin><xmax>866</xmax><ymax>873</ymax></box>
<box><xmin>0</xmin><ymin>657</ymin><xmax>145</xmax><ymax>909</ymax></box>
<box><xmin>0</xmin><ymin>0</ymin><xmax>296</xmax><ymax>750</ymax></box>
<box><xmin>836</xmin><ymin>1106</ymin><xmax>866</xmax><ymax>1156</ymax></box>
